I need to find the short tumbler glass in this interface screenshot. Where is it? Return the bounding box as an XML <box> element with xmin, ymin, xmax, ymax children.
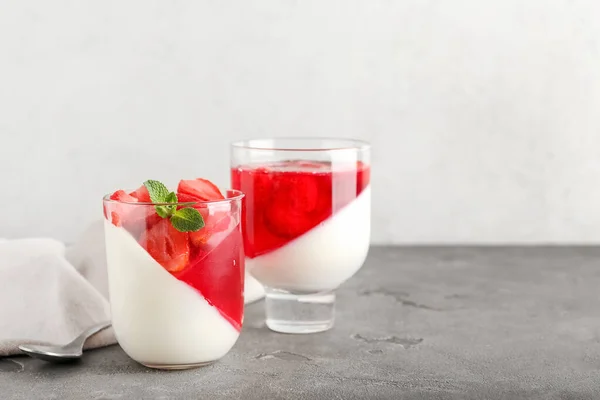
<box><xmin>103</xmin><ymin>190</ymin><xmax>245</xmax><ymax>369</ymax></box>
<box><xmin>231</xmin><ymin>138</ymin><xmax>371</xmax><ymax>333</ymax></box>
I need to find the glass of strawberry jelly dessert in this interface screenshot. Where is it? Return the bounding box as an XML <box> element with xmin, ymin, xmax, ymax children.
<box><xmin>103</xmin><ymin>179</ymin><xmax>244</xmax><ymax>369</ymax></box>
<box><xmin>231</xmin><ymin>138</ymin><xmax>370</xmax><ymax>334</ymax></box>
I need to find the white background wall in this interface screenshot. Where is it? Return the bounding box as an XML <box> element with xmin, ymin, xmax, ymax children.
<box><xmin>1</xmin><ymin>0</ymin><xmax>599</xmax><ymax>244</ymax></box>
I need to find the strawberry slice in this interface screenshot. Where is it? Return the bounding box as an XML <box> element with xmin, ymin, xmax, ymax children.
<box><xmin>124</xmin><ymin>185</ymin><xmax>160</xmax><ymax>235</ymax></box>
<box><xmin>110</xmin><ymin>211</ymin><xmax>122</xmax><ymax>227</ymax></box>
<box><xmin>177</xmin><ymin>178</ymin><xmax>224</xmax><ymax>201</ymax></box>
<box><xmin>139</xmin><ymin>219</ymin><xmax>190</xmax><ymax>273</ymax></box>
<box><xmin>177</xmin><ymin>192</ymin><xmax>202</xmax><ymax>204</ymax></box>
<box><xmin>176</xmin><ymin>193</ymin><xmax>210</xmax><ymax>222</ymax></box>
<box><xmin>107</xmin><ymin>190</ymin><xmax>138</xmax><ymax>226</ymax></box>
<box><xmin>107</xmin><ymin>189</ymin><xmax>161</xmax><ymax>237</ymax></box>
<box><xmin>263</xmin><ymin>173</ymin><xmax>323</xmax><ymax>238</ymax></box>
<box><xmin>189</xmin><ymin>211</ymin><xmax>231</xmax><ymax>247</ymax></box>
<box><xmin>189</xmin><ymin>228</ymin><xmax>211</xmax><ymax>247</ymax></box>
<box><xmin>129</xmin><ymin>185</ymin><xmax>151</xmax><ymax>202</ymax></box>
<box><xmin>110</xmin><ymin>190</ymin><xmax>138</xmax><ymax>203</ymax></box>
<box><xmin>176</xmin><ymin>179</ymin><xmax>226</xmax><ymax>240</ymax></box>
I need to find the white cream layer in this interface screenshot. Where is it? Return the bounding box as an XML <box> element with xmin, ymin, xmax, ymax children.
<box><xmin>247</xmin><ymin>186</ymin><xmax>371</xmax><ymax>293</ymax></box>
<box><xmin>104</xmin><ymin>221</ymin><xmax>239</xmax><ymax>366</ymax></box>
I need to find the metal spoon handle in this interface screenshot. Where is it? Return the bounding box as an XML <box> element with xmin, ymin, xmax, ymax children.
<box><xmin>67</xmin><ymin>321</ymin><xmax>111</xmax><ymax>350</ymax></box>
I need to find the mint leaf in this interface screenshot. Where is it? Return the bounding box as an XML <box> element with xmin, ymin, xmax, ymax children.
<box><xmin>165</xmin><ymin>191</ymin><xmax>178</xmax><ymax>203</ymax></box>
<box><xmin>143</xmin><ymin>180</ymin><xmax>175</xmax><ymax>219</ymax></box>
<box><xmin>170</xmin><ymin>207</ymin><xmax>205</xmax><ymax>232</ymax></box>
<box><xmin>165</xmin><ymin>191</ymin><xmax>178</xmax><ymax>214</ymax></box>
<box><xmin>143</xmin><ymin>180</ymin><xmax>170</xmax><ymax>203</ymax></box>
<box><xmin>141</xmin><ymin>181</ymin><xmax>204</xmax><ymax>231</ymax></box>
<box><xmin>155</xmin><ymin>205</ymin><xmax>171</xmax><ymax>218</ymax></box>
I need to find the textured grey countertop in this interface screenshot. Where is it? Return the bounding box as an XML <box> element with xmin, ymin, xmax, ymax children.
<box><xmin>1</xmin><ymin>246</ymin><xmax>600</xmax><ymax>399</ymax></box>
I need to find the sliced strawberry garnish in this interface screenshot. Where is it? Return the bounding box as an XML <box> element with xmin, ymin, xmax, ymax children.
<box><xmin>110</xmin><ymin>190</ymin><xmax>138</xmax><ymax>203</ymax></box>
<box><xmin>110</xmin><ymin>211</ymin><xmax>122</xmax><ymax>227</ymax></box>
<box><xmin>177</xmin><ymin>192</ymin><xmax>202</xmax><ymax>204</ymax></box>
<box><xmin>263</xmin><ymin>173</ymin><xmax>324</xmax><ymax>238</ymax></box>
<box><xmin>189</xmin><ymin>211</ymin><xmax>231</xmax><ymax>247</ymax></box>
<box><xmin>129</xmin><ymin>185</ymin><xmax>151</xmax><ymax>202</ymax></box>
<box><xmin>189</xmin><ymin>228</ymin><xmax>211</xmax><ymax>247</ymax></box>
<box><xmin>107</xmin><ymin>189</ymin><xmax>161</xmax><ymax>237</ymax></box>
<box><xmin>177</xmin><ymin>178</ymin><xmax>224</xmax><ymax>201</ymax></box>
<box><xmin>139</xmin><ymin>219</ymin><xmax>190</xmax><ymax>272</ymax></box>
<box><xmin>124</xmin><ymin>184</ymin><xmax>161</xmax><ymax>236</ymax></box>
<box><xmin>107</xmin><ymin>190</ymin><xmax>138</xmax><ymax>227</ymax></box>
<box><xmin>176</xmin><ymin>192</ymin><xmax>210</xmax><ymax>222</ymax></box>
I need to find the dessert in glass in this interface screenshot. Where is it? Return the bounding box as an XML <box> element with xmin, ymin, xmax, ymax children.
<box><xmin>231</xmin><ymin>138</ymin><xmax>370</xmax><ymax>333</ymax></box>
<box><xmin>103</xmin><ymin>178</ymin><xmax>244</xmax><ymax>369</ymax></box>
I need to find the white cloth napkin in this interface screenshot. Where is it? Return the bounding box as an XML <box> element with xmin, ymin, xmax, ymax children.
<box><xmin>0</xmin><ymin>221</ymin><xmax>264</xmax><ymax>357</ymax></box>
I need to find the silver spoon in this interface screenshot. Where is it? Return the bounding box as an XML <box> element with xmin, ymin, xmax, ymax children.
<box><xmin>18</xmin><ymin>322</ymin><xmax>111</xmax><ymax>363</ymax></box>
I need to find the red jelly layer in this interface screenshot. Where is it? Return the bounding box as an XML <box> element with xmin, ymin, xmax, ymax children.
<box><xmin>231</xmin><ymin>160</ymin><xmax>370</xmax><ymax>258</ymax></box>
<box><xmin>172</xmin><ymin>224</ymin><xmax>245</xmax><ymax>331</ymax></box>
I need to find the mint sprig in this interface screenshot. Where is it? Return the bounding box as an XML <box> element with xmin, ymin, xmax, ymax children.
<box><xmin>171</xmin><ymin>207</ymin><xmax>205</xmax><ymax>232</ymax></box>
<box><xmin>144</xmin><ymin>180</ymin><xmax>170</xmax><ymax>203</ymax></box>
<box><xmin>143</xmin><ymin>180</ymin><xmax>204</xmax><ymax>232</ymax></box>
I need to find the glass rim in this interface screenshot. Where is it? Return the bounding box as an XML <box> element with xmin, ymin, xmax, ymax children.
<box><xmin>103</xmin><ymin>188</ymin><xmax>244</xmax><ymax>206</ymax></box>
<box><xmin>230</xmin><ymin>137</ymin><xmax>370</xmax><ymax>152</ymax></box>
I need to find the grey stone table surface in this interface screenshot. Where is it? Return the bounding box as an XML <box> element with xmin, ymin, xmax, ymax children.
<box><xmin>2</xmin><ymin>246</ymin><xmax>600</xmax><ymax>399</ymax></box>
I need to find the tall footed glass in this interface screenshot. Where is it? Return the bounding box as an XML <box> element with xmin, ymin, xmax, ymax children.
<box><xmin>231</xmin><ymin>138</ymin><xmax>371</xmax><ymax>333</ymax></box>
<box><xmin>103</xmin><ymin>189</ymin><xmax>244</xmax><ymax>369</ymax></box>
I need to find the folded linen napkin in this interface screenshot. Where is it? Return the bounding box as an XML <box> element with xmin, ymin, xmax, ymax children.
<box><xmin>0</xmin><ymin>221</ymin><xmax>264</xmax><ymax>357</ymax></box>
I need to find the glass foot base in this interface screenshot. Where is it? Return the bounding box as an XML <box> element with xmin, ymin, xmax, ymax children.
<box><xmin>265</xmin><ymin>288</ymin><xmax>335</xmax><ymax>334</ymax></box>
<box><xmin>140</xmin><ymin>360</ymin><xmax>215</xmax><ymax>370</ymax></box>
